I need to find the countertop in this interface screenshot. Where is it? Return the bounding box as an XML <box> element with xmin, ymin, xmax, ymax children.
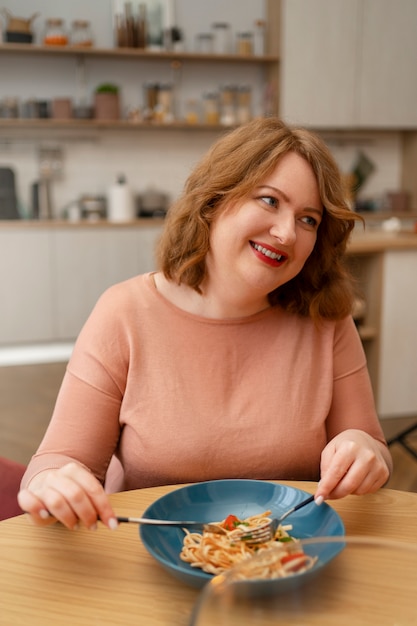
<box><xmin>348</xmin><ymin>230</ymin><xmax>417</xmax><ymax>253</ymax></box>
<box><xmin>1</xmin><ymin>218</ymin><xmax>417</xmax><ymax>253</ymax></box>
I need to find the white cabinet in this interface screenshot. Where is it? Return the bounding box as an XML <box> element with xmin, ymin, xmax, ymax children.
<box><xmin>52</xmin><ymin>226</ymin><xmax>160</xmax><ymax>339</ymax></box>
<box><xmin>0</xmin><ymin>229</ymin><xmax>54</xmax><ymax>343</ymax></box>
<box><xmin>280</xmin><ymin>0</ymin><xmax>417</xmax><ymax>129</ymax></box>
<box><xmin>0</xmin><ymin>224</ymin><xmax>162</xmax><ymax>345</ymax></box>
<box><xmin>359</xmin><ymin>0</ymin><xmax>417</xmax><ymax>128</ymax></box>
<box><xmin>378</xmin><ymin>250</ymin><xmax>417</xmax><ymax>417</ymax></box>
<box><xmin>280</xmin><ymin>0</ymin><xmax>359</xmax><ymax>127</ymax></box>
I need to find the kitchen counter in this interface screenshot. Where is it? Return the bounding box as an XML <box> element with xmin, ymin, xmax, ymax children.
<box><xmin>2</xmin><ymin>217</ymin><xmax>417</xmax><ymax>256</ymax></box>
<box><xmin>348</xmin><ymin>230</ymin><xmax>417</xmax><ymax>254</ymax></box>
<box><xmin>1</xmin><ymin>218</ymin><xmax>416</xmax><ymax>245</ymax></box>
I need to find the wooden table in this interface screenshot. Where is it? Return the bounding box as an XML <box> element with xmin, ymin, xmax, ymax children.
<box><xmin>1</xmin><ymin>481</ymin><xmax>417</xmax><ymax>625</ymax></box>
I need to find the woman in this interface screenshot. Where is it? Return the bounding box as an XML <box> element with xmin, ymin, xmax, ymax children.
<box><xmin>19</xmin><ymin>117</ymin><xmax>392</xmax><ymax>532</ymax></box>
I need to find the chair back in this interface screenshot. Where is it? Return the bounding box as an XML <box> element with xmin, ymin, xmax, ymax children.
<box><xmin>0</xmin><ymin>457</ymin><xmax>26</xmax><ymax>520</ymax></box>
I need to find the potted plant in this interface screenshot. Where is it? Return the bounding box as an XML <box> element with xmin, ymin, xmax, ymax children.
<box><xmin>94</xmin><ymin>83</ymin><xmax>120</xmax><ymax>120</ymax></box>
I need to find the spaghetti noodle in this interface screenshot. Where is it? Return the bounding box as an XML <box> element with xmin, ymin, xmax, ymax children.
<box><xmin>180</xmin><ymin>510</ymin><xmax>317</xmax><ymax>579</ymax></box>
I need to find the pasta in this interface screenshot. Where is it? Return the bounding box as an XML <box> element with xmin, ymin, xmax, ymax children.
<box><xmin>180</xmin><ymin>510</ymin><xmax>317</xmax><ymax>579</ymax></box>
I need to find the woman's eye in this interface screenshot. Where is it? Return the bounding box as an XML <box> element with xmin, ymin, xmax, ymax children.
<box><xmin>260</xmin><ymin>196</ymin><xmax>278</xmax><ymax>208</ymax></box>
<box><xmin>301</xmin><ymin>215</ymin><xmax>318</xmax><ymax>227</ymax></box>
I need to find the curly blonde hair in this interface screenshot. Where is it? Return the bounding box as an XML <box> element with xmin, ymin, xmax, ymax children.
<box><xmin>157</xmin><ymin>116</ymin><xmax>362</xmax><ymax>321</ymax></box>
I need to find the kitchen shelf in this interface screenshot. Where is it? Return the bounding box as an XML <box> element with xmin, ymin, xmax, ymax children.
<box><xmin>0</xmin><ymin>119</ymin><xmax>234</xmax><ymax>132</ymax></box>
<box><xmin>0</xmin><ymin>43</ymin><xmax>278</xmax><ymax>64</ymax></box>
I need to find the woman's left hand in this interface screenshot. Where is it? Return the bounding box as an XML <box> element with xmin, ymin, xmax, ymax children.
<box><xmin>315</xmin><ymin>429</ymin><xmax>392</xmax><ymax>501</ymax></box>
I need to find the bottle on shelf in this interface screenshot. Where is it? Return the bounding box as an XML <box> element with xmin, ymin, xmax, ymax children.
<box><xmin>107</xmin><ymin>175</ymin><xmax>135</xmax><ymax>222</ymax></box>
<box><xmin>253</xmin><ymin>19</ymin><xmax>266</xmax><ymax>56</ymax></box>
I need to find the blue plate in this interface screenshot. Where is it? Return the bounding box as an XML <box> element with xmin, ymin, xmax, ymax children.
<box><xmin>139</xmin><ymin>480</ymin><xmax>345</xmax><ymax>588</ymax></box>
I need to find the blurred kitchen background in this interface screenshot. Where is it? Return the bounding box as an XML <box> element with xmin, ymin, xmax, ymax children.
<box><xmin>1</xmin><ymin>0</ymin><xmax>416</xmax><ymax>221</ymax></box>
<box><xmin>1</xmin><ymin>0</ymin><xmax>417</xmax><ymax>487</ymax></box>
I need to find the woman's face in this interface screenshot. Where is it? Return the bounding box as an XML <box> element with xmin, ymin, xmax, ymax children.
<box><xmin>206</xmin><ymin>151</ymin><xmax>323</xmax><ymax>306</ymax></box>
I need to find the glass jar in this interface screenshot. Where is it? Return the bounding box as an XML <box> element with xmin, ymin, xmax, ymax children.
<box><xmin>236</xmin><ymin>85</ymin><xmax>252</xmax><ymax>123</ymax></box>
<box><xmin>202</xmin><ymin>92</ymin><xmax>219</xmax><ymax>125</ymax></box>
<box><xmin>155</xmin><ymin>83</ymin><xmax>174</xmax><ymax>123</ymax></box>
<box><xmin>70</xmin><ymin>20</ymin><xmax>94</xmax><ymax>47</ymax></box>
<box><xmin>142</xmin><ymin>82</ymin><xmax>159</xmax><ymax>120</ymax></box>
<box><xmin>219</xmin><ymin>85</ymin><xmax>236</xmax><ymax>126</ymax></box>
<box><xmin>43</xmin><ymin>18</ymin><xmax>68</xmax><ymax>46</ymax></box>
<box><xmin>195</xmin><ymin>33</ymin><xmax>214</xmax><ymax>54</ymax></box>
<box><xmin>0</xmin><ymin>97</ymin><xmax>19</xmax><ymax>119</ymax></box>
<box><xmin>236</xmin><ymin>32</ymin><xmax>253</xmax><ymax>56</ymax></box>
<box><xmin>185</xmin><ymin>99</ymin><xmax>200</xmax><ymax>125</ymax></box>
<box><xmin>212</xmin><ymin>22</ymin><xmax>231</xmax><ymax>54</ymax></box>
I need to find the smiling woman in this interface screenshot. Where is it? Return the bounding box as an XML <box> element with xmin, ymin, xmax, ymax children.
<box><xmin>157</xmin><ymin>117</ymin><xmax>361</xmax><ymax>321</ymax></box>
<box><xmin>19</xmin><ymin>117</ymin><xmax>392</xmax><ymax>534</ymax></box>
<box><xmin>198</xmin><ymin>150</ymin><xmax>324</xmax><ymax>316</ymax></box>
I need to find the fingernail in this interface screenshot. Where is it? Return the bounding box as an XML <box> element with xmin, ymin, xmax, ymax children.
<box><xmin>108</xmin><ymin>517</ymin><xmax>118</xmax><ymax>531</ymax></box>
<box><xmin>315</xmin><ymin>495</ymin><xmax>324</xmax><ymax>506</ymax></box>
<box><xmin>39</xmin><ymin>509</ymin><xmax>50</xmax><ymax>519</ymax></box>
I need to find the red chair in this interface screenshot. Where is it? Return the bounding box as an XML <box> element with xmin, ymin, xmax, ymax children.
<box><xmin>0</xmin><ymin>457</ymin><xmax>26</xmax><ymax>521</ymax></box>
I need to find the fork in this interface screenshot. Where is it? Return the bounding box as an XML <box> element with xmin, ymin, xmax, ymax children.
<box><xmin>116</xmin><ymin>494</ymin><xmax>318</xmax><ymax>546</ymax></box>
<box><xmin>231</xmin><ymin>494</ymin><xmax>317</xmax><ymax>545</ymax></box>
<box><xmin>116</xmin><ymin>516</ymin><xmax>228</xmax><ymax>535</ymax></box>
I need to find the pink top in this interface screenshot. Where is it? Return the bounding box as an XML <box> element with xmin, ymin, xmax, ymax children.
<box><xmin>22</xmin><ymin>273</ymin><xmax>386</xmax><ymax>492</ymax></box>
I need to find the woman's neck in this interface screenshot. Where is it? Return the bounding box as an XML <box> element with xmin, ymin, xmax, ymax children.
<box><xmin>152</xmin><ymin>272</ymin><xmax>270</xmax><ymax>319</ymax></box>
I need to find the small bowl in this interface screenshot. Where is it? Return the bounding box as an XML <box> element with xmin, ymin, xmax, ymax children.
<box><xmin>139</xmin><ymin>479</ymin><xmax>345</xmax><ymax>588</ymax></box>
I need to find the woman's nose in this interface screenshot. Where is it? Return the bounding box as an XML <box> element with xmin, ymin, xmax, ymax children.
<box><xmin>269</xmin><ymin>213</ymin><xmax>296</xmax><ymax>245</ymax></box>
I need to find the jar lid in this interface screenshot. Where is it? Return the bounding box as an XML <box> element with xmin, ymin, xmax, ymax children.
<box><xmin>46</xmin><ymin>18</ymin><xmax>64</xmax><ymax>26</ymax></box>
<box><xmin>212</xmin><ymin>22</ymin><xmax>230</xmax><ymax>28</ymax></box>
<box><xmin>72</xmin><ymin>20</ymin><xmax>90</xmax><ymax>28</ymax></box>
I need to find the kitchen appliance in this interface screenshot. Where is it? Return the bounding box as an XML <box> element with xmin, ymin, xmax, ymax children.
<box><xmin>0</xmin><ymin>167</ymin><xmax>20</xmax><ymax>219</ymax></box>
<box><xmin>31</xmin><ymin>180</ymin><xmax>53</xmax><ymax>220</ymax></box>
<box><xmin>138</xmin><ymin>187</ymin><xmax>168</xmax><ymax>217</ymax></box>
<box><xmin>107</xmin><ymin>175</ymin><xmax>135</xmax><ymax>222</ymax></box>
<box><xmin>32</xmin><ymin>147</ymin><xmax>64</xmax><ymax>219</ymax></box>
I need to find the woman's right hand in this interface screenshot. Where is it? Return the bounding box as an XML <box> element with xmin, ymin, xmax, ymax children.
<box><xmin>17</xmin><ymin>462</ymin><xmax>118</xmax><ymax>531</ymax></box>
